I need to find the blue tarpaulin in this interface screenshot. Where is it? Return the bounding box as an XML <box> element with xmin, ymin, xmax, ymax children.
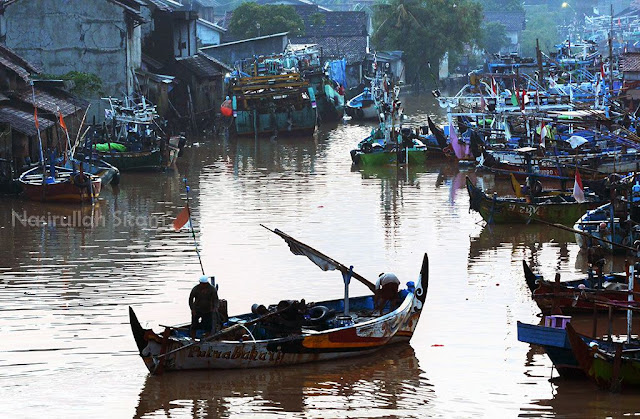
<box><xmin>328</xmin><ymin>59</ymin><xmax>347</xmax><ymax>89</ymax></box>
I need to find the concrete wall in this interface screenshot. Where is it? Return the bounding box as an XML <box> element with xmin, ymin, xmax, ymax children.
<box><xmin>3</xmin><ymin>0</ymin><xmax>141</xmax><ymax>121</ymax></box>
<box><xmin>197</xmin><ymin>22</ymin><xmax>222</xmax><ymax>47</ymax></box>
<box><xmin>201</xmin><ymin>35</ymin><xmax>288</xmax><ymax>67</ymax></box>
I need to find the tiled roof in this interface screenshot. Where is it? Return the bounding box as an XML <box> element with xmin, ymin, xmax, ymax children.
<box><xmin>622</xmin><ymin>52</ymin><xmax>640</xmax><ymax>72</ymax></box>
<box><xmin>0</xmin><ymin>106</ymin><xmax>55</xmax><ymax>136</ymax></box>
<box><xmin>296</xmin><ymin>36</ymin><xmax>367</xmax><ymax>64</ymax></box>
<box><xmin>0</xmin><ymin>44</ymin><xmax>41</xmax><ymax>81</ymax></box>
<box><xmin>300</xmin><ymin>10</ymin><xmax>367</xmax><ymax>37</ymax></box>
<box><xmin>12</xmin><ymin>88</ymin><xmax>86</xmax><ymax>117</ymax></box>
<box><xmin>175</xmin><ymin>54</ymin><xmax>224</xmax><ymax>78</ymax></box>
<box><xmin>483</xmin><ymin>11</ymin><xmax>526</xmax><ymax>32</ymax></box>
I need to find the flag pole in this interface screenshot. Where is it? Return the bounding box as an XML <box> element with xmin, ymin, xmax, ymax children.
<box><xmin>183</xmin><ymin>178</ymin><xmax>205</xmax><ymax>275</ymax></box>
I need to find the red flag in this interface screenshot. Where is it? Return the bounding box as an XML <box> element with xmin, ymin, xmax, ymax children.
<box><xmin>520</xmin><ymin>89</ymin><xmax>526</xmax><ymax>112</ymax></box>
<box><xmin>491</xmin><ymin>77</ymin><xmax>497</xmax><ymax>96</ymax></box>
<box><xmin>573</xmin><ymin>169</ymin><xmax>585</xmax><ymax>203</ymax></box>
<box><xmin>601</xmin><ymin>63</ymin><xmax>606</xmax><ymax>80</ymax></box>
<box><xmin>173</xmin><ymin>206</ymin><xmax>191</xmax><ymax>231</ymax></box>
<box><xmin>58</xmin><ymin>111</ymin><xmax>68</xmax><ymax>132</ymax></box>
<box><xmin>34</xmin><ymin>107</ymin><xmax>39</xmax><ymax>130</ymax></box>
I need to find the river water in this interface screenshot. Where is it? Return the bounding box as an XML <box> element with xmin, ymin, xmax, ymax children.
<box><xmin>1</xmin><ymin>93</ymin><xmax>639</xmax><ymax>418</ymax></box>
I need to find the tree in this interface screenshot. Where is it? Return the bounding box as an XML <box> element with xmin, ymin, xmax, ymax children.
<box><xmin>372</xmin><ymin>0</ymin><xmax>483</xmax><ymax>82</ymax></box>
<box><xmin>479</xmin><ymin>22</ymin><xmax>509</xmax><ymax>55</ymax></box>
<box><xmin>476</xmin><ymin>0</ymin><xmax>524</xmax><ymax>12</ymax></box>
<box><xmin>229</xmin><ymin>3</ymin><xmax>305</xmax><ymax>38</ymax></box>
<box><xmin>519</xmin><ymin>5</ymin><xmax>559</xmax><ymax>57</ymax></box>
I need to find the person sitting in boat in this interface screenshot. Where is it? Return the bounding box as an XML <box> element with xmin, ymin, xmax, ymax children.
<box><xmin>189</xmin><ymin>275</ymin><xmax>220</xmax><ymax>339</ymax></box>
<box><xmin>374</xmin><ymin>272</ymin><xmax>401</xmax><ymax>314</ymax></box>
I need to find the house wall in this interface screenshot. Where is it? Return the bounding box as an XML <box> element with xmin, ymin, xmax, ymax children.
<box><xmin>197</xmin><ymin>23</ymin><xmax>222</xmax><ymax>47</ymax></box>
<box><xmin>201</xmin><ymin>36</ymin><xmax>288</xmax><ymax>67</ymax></box>
<box><xmin>2</xmin><ymin>0</ymin><xmax>141</xmax><ymax>121</ymax></box>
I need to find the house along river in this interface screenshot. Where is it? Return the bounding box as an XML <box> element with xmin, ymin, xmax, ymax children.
<box><xmin>1</xmin><ymin>92</ymin><xmax>639</xmax><ymax>418</ymax></box>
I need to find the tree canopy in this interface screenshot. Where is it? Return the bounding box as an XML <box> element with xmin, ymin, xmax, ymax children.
<box><xmin>479</xmin><ymin>22</ymin><xmax>509</xmax><ymax>55</ymax></box>
<box><xmin>228</xmin><ymin>2</ymin><xmax>305</xmax><ymax>38</ymax></box>
<box><xmin>476</xmin><ymin>0</ymin><xmax>524</xmax><ymax>12</ymax></box>
<box><xmin>372</xmin><ymin>0</ymin><xmax>483</xmax><ymax>81</ymax></box>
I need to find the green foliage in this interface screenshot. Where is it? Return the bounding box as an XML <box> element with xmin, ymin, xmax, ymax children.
<box><xmin>479</xmin><ymin>22</ymin><xmax>509</xmax><ymax>54</ymax></box>
<box><xmin>476</xmin><ymin>0</ymin><xmax>524</xmax><ymax>12</ymax></box>
<box><xmin>520</xmin><ymin>5</ymin><xmax>559</xmax><ymax>57</ymax></box>
<box><xmin>37</xmin><ymin>71</ymin><xmax>103</xmax><ymax>96</ymax></box>
<box><xmin>229</xmin><ymin>3</ymin><xmax>305</xmax><ymax>38</ymax></box>
<box><xmin>310</xmin><ymin>12</ymin><xmax>326</xmax><ymax>26</ymax></box>
<box><xmin>372</xmin><ymin>0</ymin><xmax>483</xmax><ymax>81</ymax></box>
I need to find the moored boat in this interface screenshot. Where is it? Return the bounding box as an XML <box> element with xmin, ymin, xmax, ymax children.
<box><xmin>129</xmin><ymin>228</ymin><xmax>429</xmax><ymax>374</ymax></box>
<box><xmin>19</xmin><ymin>165</ymin><xmax>101</xmax><ymax>203</ymax></box>
<box><xmin>522</xmin><ymin>260</ymin><xmax>636</xmax><ymax>314</ymax></box>
<box><xmin>466</xmin><ymin>177</ymin><xmax>597</xmax><ymax>224</ymax></box>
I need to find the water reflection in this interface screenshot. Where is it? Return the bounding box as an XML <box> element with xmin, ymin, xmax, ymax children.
<box><xmin>134</xmin><ymin>345</ymin><xmax>431</xmax><ymax>418</ymax></box>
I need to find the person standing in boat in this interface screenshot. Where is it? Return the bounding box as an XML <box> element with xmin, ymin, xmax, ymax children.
<box><xmin>189</xmin><ymin>275</ymin><xmax>220</xmax><ymax>339</ymax></box>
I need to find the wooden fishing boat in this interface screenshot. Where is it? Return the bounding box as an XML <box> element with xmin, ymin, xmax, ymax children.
<box><xmin>229</xmin><ymin>73</ymin><xmax>317</xmax><ymax>138</ymax></box>
<box><xmin>522</xmin><ymin>261</ymin><xmax>636</xmax><ymax>314</ymax></box>
<box><xmin>574</xmin><ymin>201</ymin><xmax>640</xmax><ymax>254</ymax></box>
<box><xmin>566</xmin><ymin>323</ymin><xmax>640</xmax><ymax>391</ymax></box>
<box><xmin>19</xmin><ymin>165</ymin><xmax>101</xmax><ymax>203</ymax></box>
<box><xmin>466</xmin><ymin>177</ymin><xmax>596</xmax><ymax>224</ymax></box>
<box><xmin>129</xmin><ymin>227</ymin><xmax>429</xmax><ymax>374</ymax></box>
<box><xmin>345</xmin><ymin>87</ymin><xmax>378</xmax><ymax>120</ymax></box>
<box><xmin>517</xmin><ymin>320</ymin><xmax>640</xmax><ymax>379</ymax></box>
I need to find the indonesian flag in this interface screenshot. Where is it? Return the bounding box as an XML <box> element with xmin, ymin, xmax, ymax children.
<box><xmin>540</xmin><ymin>122</ymin><xmax>548</xmax><ymax>148</ymax></box>
<box><xmin>491</xmin><ymin>77</ymin><xmax>498</xmax><ymax>97</ymax></box>
<box><xmin>601</xmin><ymin>62</ymin><xmax>606</xmax><ymax>80</ymax></box>
<box><xmin>34</xmin><ymin>107</ymin><xmax>39</xmax><ymax>130</ymax></box>
<box><xmin>573</xmin><ymin>169</ymin><xmax>585</xmax><ymax>203</ymax></box>
<box><xmin>173</xmin><ymin>206</ymin><xmax>191</xmax><ymax>231</ymax></box>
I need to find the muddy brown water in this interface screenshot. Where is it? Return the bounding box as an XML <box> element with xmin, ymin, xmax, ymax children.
<box><xmin>1</xmin><ymin>94</ymin><xmax>639</xmax><ymax>418</ymax></box>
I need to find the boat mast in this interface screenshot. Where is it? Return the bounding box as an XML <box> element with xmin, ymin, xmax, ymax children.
<box><xmin>31</xmin><ymin>81</ymin><xmax>46</xmax><ymax>179</ymax></box>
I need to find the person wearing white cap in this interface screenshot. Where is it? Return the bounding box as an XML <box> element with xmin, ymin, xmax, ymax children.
<box><xmin>374</xmin><ymin>272</ymin><xmax>400</xmax><ymax>314</ymax></box>
<box><xmin>189</xmin><ymin>275</ymin><xmax>219</xmax><ymax>339</ymax></box>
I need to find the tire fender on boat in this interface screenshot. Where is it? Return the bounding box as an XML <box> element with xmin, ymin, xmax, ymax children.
<box><xmin>306</xmin><ymin>305</ymin><xmax>332</xmax><ymax>324</ymax></box>
<box><xmin>73</xmin><ymin>173</ymin><xmax>91</xmax><ymax>188</ymax></box>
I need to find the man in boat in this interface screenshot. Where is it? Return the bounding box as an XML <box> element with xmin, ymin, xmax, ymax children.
<box><xmin>374</xmin><ymin>272</ymin><xmax>401</xmax><ymax>314</ymax></box>
<box><xmin>189</xmin><ymin>275</ymin><xmax>220</xmax><ymax>339</ymax></box>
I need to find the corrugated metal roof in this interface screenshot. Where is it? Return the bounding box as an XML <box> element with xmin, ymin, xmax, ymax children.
<box><xmin>0</xmin><ymin>106</ymin><xmax>55</xmax><ymax>136</ymax></box>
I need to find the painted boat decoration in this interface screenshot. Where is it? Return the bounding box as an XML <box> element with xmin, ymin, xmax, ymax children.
<box><xmin>522</xmin><ymin>261</ymin><xmax>637</xmax><ymax>314</ymax></box>
<box><xmin>130</xmin><ymin>227</ymin><xmax>429</xmax><ymax>374</ymax></box>
<box><xmin>19</xmin><ymin>165</ymin><xmax>101</xmax><ymax>203</ymax></box>
<box><xmin>466</xmin><ymin>177</ymin><xmax>597</xmax><ymax>225</ymax></box>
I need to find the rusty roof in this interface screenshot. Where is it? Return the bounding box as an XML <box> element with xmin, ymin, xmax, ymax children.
<box><xmin>11</xmin><ymin>89</ymin><xmax>85</xmax><ymax>117</ymax></box>
<box><xmin>622</xmin><ymin>52</ymin><xmax>640</xmax><ymax>72</ymax></box>
<box><xmin>0</xmin><ymin>106</ymin><xmax>55</xmax><ymax>136</ymax></box>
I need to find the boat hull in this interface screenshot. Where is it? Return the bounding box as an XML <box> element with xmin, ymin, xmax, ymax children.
<box><xmin>352</xmin><ymin>149</ymin><xmax>427</xmax><ymax>166</ymax></box>
<box><xmin>97</xmin><ymin>148</ymin><xmax>164</xmax><ymax>171</ymax></box>
<box><xmin>233</xmin><ymin>108</ymin><xmax>317</xmax><ymax>137</ymax></box>
<box><xmin>466</xmin><ymin>177</ymin><xmax>591</xmax><ymax>224</ymax></box>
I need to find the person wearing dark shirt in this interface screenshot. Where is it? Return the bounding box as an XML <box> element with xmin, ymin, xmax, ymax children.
<box><xmin>189</xmin><ymin>275</ymin><xmax>219</xmax><ymax>339</ymax></box>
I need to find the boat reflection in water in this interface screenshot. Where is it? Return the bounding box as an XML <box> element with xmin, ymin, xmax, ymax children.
<box><xmin>134</xmin><ymin>345</ymin><xmax>431</xmax><ymax>418</ymax></box>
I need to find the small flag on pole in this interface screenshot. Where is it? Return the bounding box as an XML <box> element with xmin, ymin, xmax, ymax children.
<box><xmin>58</xmin><ymin>110</ymin><xmax>68</xmax><ymax>133</ymax></box>
<box><xmin>173</xmin><ymin>206</ymin><xmax>191</xmax><ymax>231</ymax></box>
<box><xmin>540</xmin><ymin>121</ymin><xmax>547</xmax><ymax>148</ymax></box>
<box><xmin>34</xmin><ymin>107</ymin><xmax>39</xmax><ymax>130</ymax></box>
<box><xmin>573</xmin><ymin>169</ymin><xmax>585</xmax><ymax>203</ymax></box>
